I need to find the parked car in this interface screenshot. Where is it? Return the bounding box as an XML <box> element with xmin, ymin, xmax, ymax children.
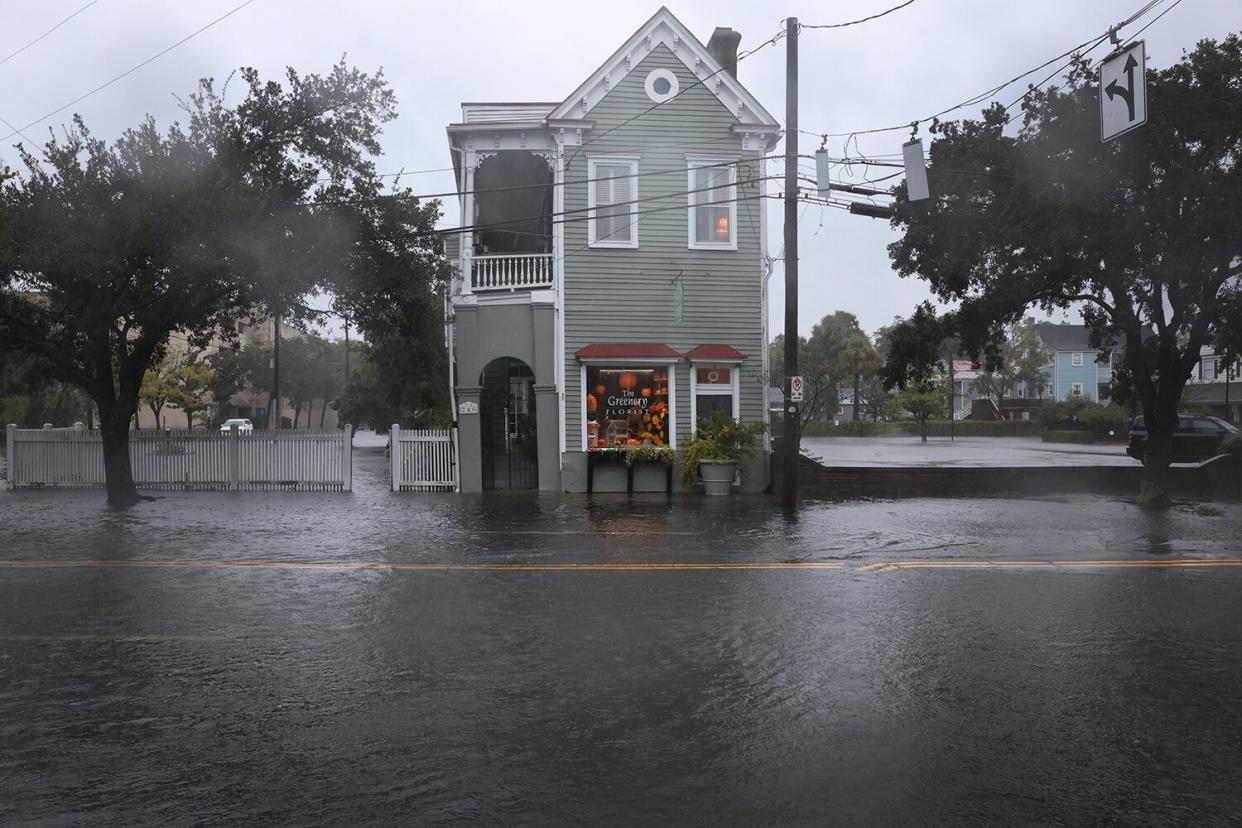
<box><xmin>219</xmin><ymin>418</ymin><xmax>254</xmax><ymax>434</ymax></box>
<box><xmin>1126</xmin><ymin>414</ymin><xmax>1238</xmax><ymax>463</ymax></box>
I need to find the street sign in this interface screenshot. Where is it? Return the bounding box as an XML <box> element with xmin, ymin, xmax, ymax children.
<box><xmin>1100</xmin><ymin>40</ymin><xmax>1146</xmax><ymax>142</ymax></box>
<box><xmin>790</xmin><ymin>375</ymin><xmax>804</xmax><ymax>402</ymax></box>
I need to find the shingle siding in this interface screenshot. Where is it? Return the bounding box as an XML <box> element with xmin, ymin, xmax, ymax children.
<box><xmin>562</xmin><ymin>45</ymin><xmax>766</xmax><ymax>449</ymax></box>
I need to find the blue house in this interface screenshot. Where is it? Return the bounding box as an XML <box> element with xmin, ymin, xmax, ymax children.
<box><xmin>1034</xmin><ymin>323</ymin><xmax>1119</xmax><ymax>403</ymax></box>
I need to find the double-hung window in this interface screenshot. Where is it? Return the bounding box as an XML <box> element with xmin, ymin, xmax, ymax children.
<box><xmin>687</xmin><ymin>159</ymin><xmax>737</xmax><ymax>249</ymax></box>
<box><xmin>587</xmin><ymin>156</ymin><xmax>639</xmax><ymax>248</ymax></box>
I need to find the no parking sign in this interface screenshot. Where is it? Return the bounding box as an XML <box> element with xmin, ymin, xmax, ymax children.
<box><xmin>790</xmin><ymin>375</ymin><xmax>804</xmax><ymax>402</ymax></box>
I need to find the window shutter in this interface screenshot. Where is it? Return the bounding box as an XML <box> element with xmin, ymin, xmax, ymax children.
<box><xmin>596</xmin><ymin>163</ymin><xmax>632</xmax><ymax>242</ymax></box>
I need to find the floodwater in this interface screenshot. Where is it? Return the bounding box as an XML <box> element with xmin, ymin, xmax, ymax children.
<box><xmin>2</xmin><ymin>449</ymin><xmax>1241</xmax><ymax>825</ymax></box>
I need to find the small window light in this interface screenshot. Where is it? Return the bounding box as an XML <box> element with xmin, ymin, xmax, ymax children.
<box><xmin>715</xmin><ymin>216</ymin><xmax>730</xmax><ymax>239</ymax></box>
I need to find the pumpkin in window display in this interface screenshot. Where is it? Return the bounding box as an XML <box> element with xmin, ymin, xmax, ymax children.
<box><xmin>640</xmin><ymin>387</ymin><xmax>651</xmax><ymax>398</ymax></box>
<box><xmin>595</xmin><ymin>383</ymin><xmax>606</xmax><ymax>396</ymax></box>
<box><xmin>618</xmin><ymin>372</ymin><xmax>637</xmax><ymax>391</ymax></box>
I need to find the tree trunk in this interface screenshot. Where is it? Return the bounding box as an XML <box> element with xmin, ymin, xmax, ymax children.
<box><xmin>294</xmin><ymin>401</ymin><xmax>303</xmax><ymax>430</ymax></box>
<box><xmin>99</xmin><ymin>407</ymin><xmax>140</xmax><ymax>508</ymax></box>
<box><xmin>852</xmin><ymin>373</ymin><xmax>861</xmax><ymax>421</ymax></box>
<box><xmin>1141</xmin><ymin>426</ymin><xmax>1175</xmax><ymax>510</ymax></box>
<box><xmin>319</xmin><ymin>398</ymin><xmax>328</xmax><ymax>429</ymax></box>
<box><xmin>186</xmin><ymin>410</ymin><xmax>194</xmax><ymax>430</ymax></box>
<box><xmin>919</xmin><ymin>417</ymin><xmax>928</xmax><ymax>443</ymax></box>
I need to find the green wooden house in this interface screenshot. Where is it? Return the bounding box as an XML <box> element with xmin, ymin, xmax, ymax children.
<box><xmin>445</xmin><ymin>7</ymin><xmax>780</xmax><ymax>492</ymax></box>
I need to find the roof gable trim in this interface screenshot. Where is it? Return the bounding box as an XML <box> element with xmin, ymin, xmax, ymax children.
<box><xmin>548</xmin><ymin>8</ymin><xmax>779</xmax><ymax>130</ymax></box>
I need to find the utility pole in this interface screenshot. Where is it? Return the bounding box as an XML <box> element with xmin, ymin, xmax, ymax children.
<box><xmin>271</xmin><ymin>315</ymin><xmax>282</xmax><ymax>431</ymax></box>
<box><xmin>781</xmin><ymin>17</ymin><xmax>799</xmax><ymax>513</ymax></box>
<box><xmin>343</xmin><ymin>317</ymin><xmax>351</xmax><ymax>385</ymax></box>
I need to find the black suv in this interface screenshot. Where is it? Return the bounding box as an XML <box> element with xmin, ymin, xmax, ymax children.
<box><xmin>1126</xmin><ymin>414</ymin><xmax>1238</xmax><ymax>463</ymax></box>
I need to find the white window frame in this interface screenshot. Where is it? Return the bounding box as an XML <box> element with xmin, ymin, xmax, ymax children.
<box><xmin>687</xmin><ymin>157</ymin><xmax>737</xmax><ymax>251</ymax></box>
<box><xmin>1071</xmin><ymin>352</ymin><xmax>1084</xmax><ymax>367</ymax></box>
<box><xmin>587</xmin><ymin>155</ymin><xmax>639</xmax><ymax>249</ymax></box>
<box><xmin>689</xmin><ymin>362</ymin><xmax>741</xmax><ymax>435</ymax></box>
<box><xmin>1071</xmin><ymin>382</ymin><xmax>1084</xmax><ymax>397</ymax></box>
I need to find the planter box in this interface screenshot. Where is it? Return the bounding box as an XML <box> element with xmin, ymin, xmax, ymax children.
<box><xmin>699</xmin><ymin>460</ymin><xmax>738</xmax><ymax>496</ymax></box>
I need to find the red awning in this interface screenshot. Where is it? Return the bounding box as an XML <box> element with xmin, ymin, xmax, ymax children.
<box><xmin>575</xmin><ymin>343</ymin><xmax>683</xmax><ymax>360</ymax></box>
<box><xmin>685</xmin><ymin>344</ymin><xmax>746</xmax><ymax>362</ymax></box>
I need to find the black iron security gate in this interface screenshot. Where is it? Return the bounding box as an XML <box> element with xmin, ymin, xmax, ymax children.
<box><xmin>480</xmin><ymin>357</ymin><xmax>538</xmax><ymax>490</ymax></box>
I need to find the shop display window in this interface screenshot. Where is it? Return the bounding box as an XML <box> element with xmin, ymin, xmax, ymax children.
<box><xmin>584</xmin><ymin>366</ymin><xmax>669</xmax><ymax>449</ymax></box>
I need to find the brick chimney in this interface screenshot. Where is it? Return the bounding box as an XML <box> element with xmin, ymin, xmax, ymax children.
<box><xmin>706</xmin><ymin>27</ymin><xmax>742</xmax><ymax>79</ymax></box>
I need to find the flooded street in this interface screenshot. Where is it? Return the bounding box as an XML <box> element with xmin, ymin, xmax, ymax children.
<box><xmin>3</xmin><ymin>449</ymin><xmax>1241</xmax><ymax>825</ymax></box>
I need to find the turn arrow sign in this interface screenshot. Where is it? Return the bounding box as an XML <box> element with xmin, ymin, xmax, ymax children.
<box><xmin>1100</xmin><ymin>41</ymin><xmax>1147</xmax><ymax>142</ymax></box>
<box><xmin>1105</xmin><ymin>53</ymin><xmax>1138</xmax><ymax>122</ymax></box>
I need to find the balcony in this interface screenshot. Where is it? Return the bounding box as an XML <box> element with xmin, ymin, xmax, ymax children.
<box><xmin>464</xmin><ymin>150</ymin><xmax>554</xmax><ymax>295</ymax></box>
<box><xmin>471</xmin><ymin>253</ymin><xmax>554</xmax><ymax>292</ymax></box>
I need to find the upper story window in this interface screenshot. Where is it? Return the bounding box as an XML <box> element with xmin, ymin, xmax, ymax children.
<box><xmin>687</xmin><ymin>159</ymin><xmax>737</xmax><ymax>250</ymax></box>
<box><xmin>587</xmin><ymin>156</ymin><xmax>639</xmax><ymax>249</ymax></box>
<box><xmin>1071</xmin><ymin>352</ymin><xmax>1084</xmax><ymax>366</ymax></box>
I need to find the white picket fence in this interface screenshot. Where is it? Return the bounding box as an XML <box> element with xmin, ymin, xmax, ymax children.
<box><xmin>5</xmin><ymin>423</ymin><xmax>352</xmax><ymax>492</ymax></box>
<box><xmin>391</xmin><ymin>425</ymin><xmax>457</xmax><ymax>492</ymax></box>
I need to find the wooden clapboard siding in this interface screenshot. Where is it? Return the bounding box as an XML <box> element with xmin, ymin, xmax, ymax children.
<box><xmin>562</xmin><ymin>45</ymin><xmax>766</xmax><ymax>449</ymax></box>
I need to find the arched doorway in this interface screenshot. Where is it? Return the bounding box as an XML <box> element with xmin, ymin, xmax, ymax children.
<box><xmin>479</xmin><ymin>357</ymin><xmax>538</xmax><ymax>490</ymax></box>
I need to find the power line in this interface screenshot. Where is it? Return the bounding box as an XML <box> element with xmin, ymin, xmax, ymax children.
<box><xmin>0</xmin><ymin>0</ymin><xmax>103</xmax><ymax>69</ymax></box>
<box><xmin>316</xmin><ymin>154</ymin><xmax>779</xmax><ymax>206</ymax></box>
<box><xmin>435</xmin><ymin>173</ymin><xmax>776</xmax><ymax>237</ymax></box>
<box><xmin>0</xmin><ymin>0</ymin><xmax>260</xmax><ymax>143</ymax></box>
<box><xmin>801</xmin><ymin>0</ymin><xmax>1170</xmax><ymax>141</ymax></box>
<box><xmin>800</xmin><ymin>0</ymin><xmax>918</xmax><ymax>30</ymax></box>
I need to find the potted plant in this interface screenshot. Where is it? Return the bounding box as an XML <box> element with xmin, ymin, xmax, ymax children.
<box><xmin>680</xmin><ymin>411</ymin><xmax>766</xmax><ymax>495</ymax></box>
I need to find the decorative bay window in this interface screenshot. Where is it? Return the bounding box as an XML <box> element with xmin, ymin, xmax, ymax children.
<box><xmin>587</xmin><ymin>156</ymin><xmax>639</xmax><ymax>248</ymax></box>
<box><xmin>577</xmin><ymin>344</ymin><xmax>681</xmax><ymax>451</ymax></box>
<box><xmin>687</xmin><ymin>158</ymin><xmax>736</xmax><ymax>250</ymax></box>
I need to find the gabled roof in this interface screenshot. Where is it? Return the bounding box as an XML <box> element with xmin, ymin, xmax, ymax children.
<box><xmin>547</xmin><ymin>7</ymin><xmax>779</xmax><ymax>130</ymax></box>
<box><xmin>1034</xmin><ymin>322</ymin><xmax>1154</xmax><ymax>352</ymax></box>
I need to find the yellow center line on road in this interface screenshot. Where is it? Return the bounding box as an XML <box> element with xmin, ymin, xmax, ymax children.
<box><xmin>0</xmin><ymin>559</ymin><xmax>1240</xmax><ymax>573</ymax></box>
<box><xmin>0</xmin><ymin>560</ymin><xmax>847</xmax><ymax>572</ymax></box>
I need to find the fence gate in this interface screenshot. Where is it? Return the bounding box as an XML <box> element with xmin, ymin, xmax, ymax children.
<box><xmin>390</xmin><ymin>426</ymin><xmax>458</xmax><ymax>492</ymax></box>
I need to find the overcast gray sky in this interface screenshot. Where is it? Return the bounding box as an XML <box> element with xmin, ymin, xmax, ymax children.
<box><xmin>0</xmin><ymin>0</ymin><xmax>1233</xmax><ymax>339</ymax></box>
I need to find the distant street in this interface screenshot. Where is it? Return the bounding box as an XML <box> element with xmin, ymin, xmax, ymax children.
<box><xmin>2</xmin><ymin>449</ymin><xmax>1241</xmax><ymax>825</ymax></box>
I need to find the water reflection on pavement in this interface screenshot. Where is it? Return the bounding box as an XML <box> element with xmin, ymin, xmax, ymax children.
<box><xmin>1</xmin><ymin>449</ymin><xmax>1240</xmax><ymax>825</ymax></box>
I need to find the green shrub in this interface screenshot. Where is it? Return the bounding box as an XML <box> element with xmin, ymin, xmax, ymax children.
<box><xmin>680</xmin><ymin>412</ymin><xmax>766</xmax><ymax>484</ymax></box>
<box><xmin>1042</xmin><ymin>430</ymin><xmax>1095</xmax><ymax>444</ymax></box>
<box><xmin>896</xmin><ymin>419</ymin><xmax>1042</xmax><ymax>437</ymax></box>
<box><xmin>801</xmin><ymin>420</ymin><xmax>893</xmax><ymax>437</ymax></box>
<box><xmin>1037</xmin><ymin>398</ymin><xmax>1129</xmax><ymax>439</ymax></box>
<box><xmin>1221</xmin><ymin>432</ymin><xmax>1242</xmax><ymax>457</ymax></box>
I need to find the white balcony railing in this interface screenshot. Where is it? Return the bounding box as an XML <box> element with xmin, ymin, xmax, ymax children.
<box><xmin>470</xmin><ymin>253</ymin><xmax>554</xmax><ymax>292</ymax></box>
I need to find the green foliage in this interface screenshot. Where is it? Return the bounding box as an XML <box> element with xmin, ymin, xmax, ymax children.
<box><xmin>802</xmin><ymin>420</ymin><xmax>894</xmax><ymax>437</ymax></box>
<box><xmin>895</xmin><ymin>419</ymin><xmax>1043</xmax><ymax>437</ymax></box>
<box><xmin>1042</xmin><ymin>430</ymin><xmax>1096</xmax><ymax>444</ymax></box>
<box><xmin>0</xmin><ymin>60</ymin><xmax>435</xmax><ymax>505</ymax></box>
<box><xmin>0</xmin><ymin>352</ymin><xmax>93</xmax><ymax>427</ymax></box>
<box><xmin>205</xmin><ymin>347</ymin><xmax>247</xmax><ymax>427</ymax></box>
<box><xmin>973</xmin><ymin>318</ymin><xmax>1052</xmax><ymax>406</ymax></box>
<box><xmin>1037</xmin><ymin>398</ymin><xmax>1129</xmax><ymax>440</ymax></box>
<box><xmin>334</xmin><ymin>338</ymin><xmax>448</xmax><ymax>431</ymax></box>
<box><xmin>771</xmin><ymin>311</ymin><xmax>881</xmax><ymax>425</ymax></box>
<box><xmin>887</xmin><ymin>36</ymin><xmax>1242</xmax><ymax>496</ymax></box>
<box><xmin>680</xmin><ymin>411</ymin><xmax>766</xmax><ymax>484</ymax></box>
<box><xmin>1221</xmin><ymin>432</ymin><xmax>1242</xmax><ymax>458</ymax></box>
<box><xmin>1138</xmin><ymin>480</ymin><xmax>1169</xmax><ymax>510</ymax></box>
<box><xmin>624</xmin><ymin>444</ymin><xmax>674</xmax><ymax>466</ymax></box>
<box><xmin>1195</xmin><ymin>504</ymin><xmax>1225</xmax><ymax>517</ymax></box>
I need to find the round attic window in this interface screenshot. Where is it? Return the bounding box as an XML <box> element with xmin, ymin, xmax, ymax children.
<box><xmin>644</xmin><ymin>68</ymin><xmax>679</xmax><ymax>103</ymax></box>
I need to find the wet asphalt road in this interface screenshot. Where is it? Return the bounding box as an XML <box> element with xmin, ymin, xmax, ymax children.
<box><xmin>2</xmin><ymin>449</ymin><xmax>1242</xmax><ymax>825</ymax></box>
